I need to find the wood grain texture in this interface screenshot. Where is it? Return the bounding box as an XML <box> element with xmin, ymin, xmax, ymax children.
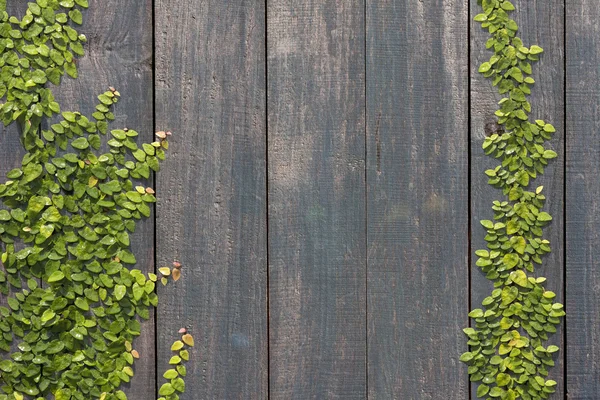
<box><xmin>51</xmin><ymin>1</ymin><xmax>156</xmax><ymax>398</ymax></box>
<box><xmin>566</xmin><ymin>1</ymin><xmax>600</xmax><ymax>398</ymax></box>
<box><xmin>155</xmin><ymin>1</ymin><xmax>267</xmax><ymax>399</ymax></box>
<box><xmin>0</xmin><ymin>120</ymin><xmax>25</xmax><ymax>305</ymax></box>
<box><xmin>0</xmin><ymin>1</ymin><xmax>27</xmax><ymax>203</ymax></box>
<box><xmin>470</xmin><ymin>0</ymin><xmax>565</xmax><ymax>397</ymax></box>
<box><xmin>0</xmin><ymin>2</ymin><xmax>39</xmax><ymax>311</ymax></box>
<box><xmin>267</xmin><ymin>1</ymin><xmax>366</xmax><ymax>398</ymax></box>
<box><xmin>366</xmin><ymin>1</ymin><xmax>469</xmax><ymax>399</ymax></box>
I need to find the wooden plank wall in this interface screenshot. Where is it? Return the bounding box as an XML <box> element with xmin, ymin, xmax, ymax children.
<box><xmin>267</xmin><ymin>2</ymin><xmax>366</xmax><ymax>398</ymax></box>
<box><xmin>3</xmin><ymin>0</ymin><xmax>600</xmax><ymax>398</ymax></box>
<box><xmin>155</xmin><ymin>0</ymin><xmax>267</xmax><ymax>399</ymax></box>
<box><xmin>366</xmin><ymin>0</ymin><xmax>469</xmax><ymax>399</ymax></box>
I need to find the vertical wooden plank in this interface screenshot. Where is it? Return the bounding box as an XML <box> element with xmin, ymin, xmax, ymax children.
<box><xmin>0</xmin><ymin>6</ymin><xmax>25</xmax><ymax>366</ymax></box>
<box><xmin>0</xmin><ymin>126</ymin><xmax>23</xmax><ymax>190</ymax></box>
<box><xmin>52</xmin><ymin>1</ymin><xmax>156</xmax><ymax>397</ymax></box>
<box><xmin>0</xmin><ymin>0</ymin><xmax>30</xmax><ymax>191</ymax></box>
<box><xmin>155</xmin><ymin>1</ymin><xmax>267</xmax><ymax>398</ymax></box>
<box><xmin>470</xmin><ymin>0</ymin><xmax>565</xmax><ymax>397</ymax></box>
<box><xmin>566</xmin><ymin>0</ymin><xmax>600</xmax><ymax>397</ymax></box>
<box><xmin>366</xmin><ymin>0</ymin><xmax>469</xmax><ymax>398</ymax></box>
<box><xmin>267</xmin><ymin>1</ymin><xmax>366</xmax><ymax>399</ymax></box>
<box><xmin>0</xmin><ymin>3</ymin><xmax>27</xmax><ymax>187</ymax></box>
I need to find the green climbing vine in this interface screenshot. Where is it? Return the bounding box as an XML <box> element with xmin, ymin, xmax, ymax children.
<box><xmin>0</xmin><ymin>1</ymin><xmax>192</xmax><ymax>399</ymax></box>
<box><xmin>461</xmin><ymin>1</ymin><xmax>565</xmax><ymax>399</ymax></box>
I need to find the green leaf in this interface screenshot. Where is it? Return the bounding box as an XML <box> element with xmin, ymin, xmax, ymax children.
<box><xmin>41</xmin><ymin>309</ymin><xmax>56</xmax><ymax>322</ymax></box>
<box><xmin>479</xmin><ymin>62</ymin><xmax>492</xmax><ymax>73</ymax></box>
<box><xmin>468</xmin><ymin>309</ymin><xmax>484</xmax><ymax>318</ymax></box>
<box><xmin>503</xmin><ymin>253</ymin><xmax>520</xmax><ymax>270</ymax></box>
<box><xmin>476</xmin><ymin>384</ymin><xmax>489</xmax><ymax>397</ymax></box>
<box><xmin>75</xmin><ymin>297</ymin><xmax>89</xmax><ymax>311</ymax></box>
<box><xmin>547</xmin><ymin>345</ymin><xmax>559</xmax><ymax>353</ymax></box>
<box><xmin>0</xmin><ymin>210</ymin><xmax>11</xmax><ymax>221</ymax></box>
<box><xmin>502</xmin><ymin>1</ymin><xmax>515</xmax><ymax>11</ymax></box>
<box><xmin>163</xmin><ymin>369</ymin><xmax>178</xmax><ymax>380</ymax></box>
<box><xmin>171</xmin><ymin>341</ymin><xmax>184</xmax><ymax>351</ymax></box>
<box><xmin>68</xmin><ymin>9</ymin><xmax>83</xmax><ymax>24</ymax></box>
<box><xmin>510</xmin><ymin>270</ymin><xmax>528</xmax><ymax>287</ymax></box>
<box><xmin>512</xmin><ymin>236</ymin><xmax>527</xmax><ymax>254</ymax></box>
<box><xmin>114</xmin><ymin>284</ymin><xmax>127</xmax><ymax>301</ymax></box>
<box><xmin>496</xmin><ymin>372</ymin><xmax>511</xmax><ymax>386</ymax></box>
<box><xmin>40</xmin><ymin>224</ymin><xmax>55</xmax><ymax>238</ymax></box>
<box><xmin>501</xmin><ymin>286</ymin><xmax>519</xmax><ymax>306</ymax></box>
<box><xmin>72</xmin><ymin>137</ymin><xmax>89</xmax><ymax>150</ymax></box>
<box><xmin>158</xmin><ymin>383</ymin><xmax>175</xmax><ymax>396</ymax></box>
<box><xmin>530</xmin><ymin>45</ymin><xmax>544</xmax><ymax>55</ymax></box>
<box><xmin>538</xmin><ymin>212</ymin><xmax>553</xmax><ymax>222</ymax></box>
<box><xmin>506</xmin><ymin>219</ymin><xmax>519</xmax><ymax>235</ymax></box>
<box><xmin>48</xmin><ymin>271</ymin><xmax>65</xmax><ymax>283</ymax></box>
<box><xmin>172</xmin><ymin>377</ymin><xmax>186</xmax><ymax>392</ymax></box>
<box><xmin>480</xmin><ymin>220</ymin><xmax>494</xmax><ymax>229</ymax></box>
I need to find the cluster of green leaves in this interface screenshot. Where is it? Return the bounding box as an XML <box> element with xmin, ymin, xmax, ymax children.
<box><xmin>0</xmin><ymin>0</ymin><xmax>88</xmax><ymax>143</ymax></box>
<box><xmin>157</xmin><ymin>333</ymin><xmax>194</xmax><ymax>400</ymax></box>
<box><xmin>0</xmin><ymin>2</ymin><xmax>190</xmax><ymax>400</ymax></box>
<box><xmin>461</xmin><ymin>1</ymin><xmax>565</xmax><ymax>399</ymax></box>
<box><xmin>0</xmin><ymin>89</ymin><xmax>168</xmax><ymax>400</ymax></box>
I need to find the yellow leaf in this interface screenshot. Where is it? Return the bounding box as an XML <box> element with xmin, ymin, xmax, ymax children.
<box><xmin>172</xmin><ymin>268</ymin><xmax>181</xmax><ymax>282</ymax></box>
<box><xmin>182</xmin><ymin>334</ymin><xmax>195</xmax><ymax>347</ymax></box>
<box><xmin>171</xmin><ymin>341</ymin><xmax>184</xmax><ymax>351</ymax></box>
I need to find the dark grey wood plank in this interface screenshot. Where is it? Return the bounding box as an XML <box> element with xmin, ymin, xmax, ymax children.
<box><xmin>0</xmin><ymin>0</ymin><xmax>27</xmax><ymax>189</ymax></box>
<box><xmin>566</xmin><ymin>0</ymin><xmax>600</xmax><ymax>397</ymax></box>
<box><xmin>155</xmin><ymin>1</ymin><xmax>267</xmax><ymax>398</ymax></box>
<box><xmin>0</xmin><ymin>123</ymin><xmax>26</xmax><ymax>303</ymax></box>
<box><xmin>366</xmin><ymin>0</ymin><xmax>469</xmax><ymax>398</ymax></box>
<box><xmin>0</xmin><ymin>126</ymin><xmax>23</xmax><ymax>188</ymax></box>
<box><xmin>0</xmin><ymin>0</ymin><xmax>37</xmax><ymax>309</ymax></box>
<box><xmin>470</xmin><ymin>0</ymin><xmax>565</xmax><ymax>397</ymax></box>
<box><xmin>1</xmin><ymin>0</ymin><xmax>31</xmax><ymax>186</ymax></box>
<box><xmin>52</xmin><ymin>1</ymin><xmax>156</xmax><ymax>398</ymax></box>
<box><xmin>267</xmin><ymin>1</ymin><xmax>366</xmax><ymax>399</ymax></box>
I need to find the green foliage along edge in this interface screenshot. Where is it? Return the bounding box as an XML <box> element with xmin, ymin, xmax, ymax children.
<box><xmin>461</xmin><ymin>1</ymin><xmax>565</xmax><ymax>399</ymax></box>
<box><xmin>0</xmin><ymin>2</ymin><xmax>192</xmax><ymax>399</ymax></box>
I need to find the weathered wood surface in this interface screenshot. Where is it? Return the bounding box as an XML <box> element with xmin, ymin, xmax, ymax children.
<box><xmin>155</xmin><ymin>0</ymin><xmax>268</xmax><ymax>399</ymax></box>
<box><xmin>0</xmin><ymin>1</ymin><xmax>27</xmax><ymax>205</ymax></box>
<box><xmin>267</xmin><ymin>1</ymin><xmax>366</xmax><ymax>398</ymax></box>
<box><xmin>0</xmin><ymin>1</ymin><xmax>593</xmax><ymax>399</ymax></box>
<box><xmin>566</xmin><ymin>0</ymin><xmax>600</xmax><ymax>398</ymax></box>
<box><xmin>470</xmin><ymin>0</ymin><xmax>565</xmax><ymax>397</ymax></box>
<box><xmin>52</xmin><ymin>1</ymin><xmax>157</xmax><ymax>397</ymax></box>
<box><xmin>366</xmin><ymin>0</ymin><xmax>469</xmax><ymax>399</ymax></box>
